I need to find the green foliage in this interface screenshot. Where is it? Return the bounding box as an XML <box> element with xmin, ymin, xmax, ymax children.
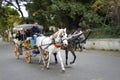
<box><xmin>0</xmin><ymin>6</ymin><xmax>21</xmax><ymax>39</ymax></box>
<box><xmin>90</xmin><ymin>27</ymin><xmax>120</xmax><ymax>38</ymax></box>
<box><xmin>50</xmin><ymin>1</ymin><xmax>87</xmax><ymax>29</ymax></box>
<box><xmin>80</xmin><ymin>11</ymin><xmax>103</xmax><ymax>29</ymax></box>
<box><xmin>26</xmin><ymin>0</ymin><xmax>87</xmax><ymax>28</ymax></box>
<box><xmin>26</xmin><ymin>0</ymin><xmax>52</xmax><ymax>28</ymax></box>
<box><xmin>1</xmin><ymin>0</ymin><xmax>119</xmax><ymax>39</ymax></box>
<box><xmin>25</xmin><ymin>0</ymin><xmax>119</xmax><ymax>38</ymax></box>
<box><xmin>91</xmin><ymin>0</ymin><xmax>120</xmax><ymax>38</ymax></box>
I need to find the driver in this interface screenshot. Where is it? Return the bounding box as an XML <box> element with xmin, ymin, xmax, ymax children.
<box><xmin>30</xmin><ymin>21</ymin><xmax>41</xmax><ymax>43</ymax></box>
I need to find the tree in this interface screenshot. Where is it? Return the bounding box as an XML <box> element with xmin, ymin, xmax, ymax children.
<box><xmin>25</xmin><ymin>0</ymin><xmax>53</xmax><ymax>30</ymax></box>
<box><xmin>0</xmin><ymin>6</ymin><xmax>21</xmax><ymax>41</ymax></box>
<box><xmin>50</xmin><ymin>1</ymin><xmax>86</xmax><ymax>29</ymax></box>
<box><xmin>91</xmin><ymin>0</ymin><xmax>120</xmax><ymax>37</ymax></box>
<box><xmin>2</xmin><ymin>0</ymin><xmax>32</xmax><ymax>19</ymax></box>
<box><xmin>26</xmin><ymin>0</ymin><xmax>87</xmax><ymax>31</ymax></box>
<box><xmin>92</xmin><ymin>0</ymin><xmax>120</xmax><ymax>26</ymax></box>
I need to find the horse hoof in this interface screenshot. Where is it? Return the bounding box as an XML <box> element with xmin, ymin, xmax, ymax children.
<box><xmin>66</xmin><ymin>63</ymin><xmax>68</xmax><ymax>65</ymax></box>
<box><xmin>38</xmin><ymin>62</ymin><xmax>41</xmax><ymax>64</ymax></box>
<box><xmin>55</xmin><ymin>62</ymin><xmax>58</xmax><ymax>64</ymax></box>
<box><xmin>70</xmin><ymin>61</ymin><xmax>74</xmax><ymax>64</ymax></box>
<box><xmin>47</xmin><ymin>67</ymin><xmax>50</xmax><ymax>70</ymax></box>
<box><xmin>62</xmin><ymin>70</ymin><xmax>65</xmax><ymax>73</ymax></box>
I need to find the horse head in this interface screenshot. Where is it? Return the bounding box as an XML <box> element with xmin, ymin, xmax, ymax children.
<box><xmin>60</xmin><ymin>28</ymin><xmax>68</xmax><ymax>47</ymax></box>
<box><xmin>52</xmin><ymin>28</ymin><xmax>68</xmax><ymax>47</ymax></box>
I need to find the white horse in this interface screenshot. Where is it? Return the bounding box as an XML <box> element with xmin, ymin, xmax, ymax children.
<box><xmin>36</xmin><ymin>28</ymin><xmax>68</xmax><ymax>72</ymax></box>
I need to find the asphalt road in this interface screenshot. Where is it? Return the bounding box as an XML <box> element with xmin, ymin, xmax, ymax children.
<box><xmin>0</xmin><ymin>38</ymin><xmax>120</xmax><ymax>80</ymax></box>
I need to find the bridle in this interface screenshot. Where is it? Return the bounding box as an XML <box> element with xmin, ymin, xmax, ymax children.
<box><xmin>52</xmin><ymin>29</ymin><xmax>68</xmax><ymax>47</ymax></box>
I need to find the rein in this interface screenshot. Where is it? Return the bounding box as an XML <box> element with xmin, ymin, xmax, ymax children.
<box><xmin>67</xmin><ymin>30</ymin><xmax>92</xmax><ymax>43</ymax></box>
<box><xmin>67</xmin><ymin>32</ymin><xmax>83</xmax><ymax>40</ymax></box>
<box><xmin>39</xmin><ymin>37</ymin><xmax>62</xmax><ymax>50</ymax></box>
<box><xmin>39</xmin><ymin>29</ymin><xmax>67</xmax><ymax>50</ymax></box>
<box><xmin>39</xmin><ymin>37</ymin><xmax>54</xmax><ymax>50</ymax></box>
<box><xmin>80</xmin><ymin>31</ymin><xmax>92</xmax><ymax>43</ymax></box>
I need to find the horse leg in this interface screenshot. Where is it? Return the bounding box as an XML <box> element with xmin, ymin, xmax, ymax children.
<box><xmin>70</xmin><ymin>50</ymin><xmax>76</xmax><ymax>64</ymax></box>
<box><xmin>58</xmin><ymin>51</ymin><xmax>65</xmax><ymax>72</ymax></box>
<box><xmin>38</xmin><ymin>47</ymin><xmax>42</xmax><ymax>64</ymax></box>
<box><xmin>46</xmin><ymin>52</ymin><xmax>51</xmax><ymax>69</ymax></box>
<box><xmin>65</xmin><ymin>50</ymin><xmax>68</xmax><ymax>65</ymax></box>
<box><xmin>80</xmin><ymin>43</ymin><xmax>85</xmax><ymax>51</ymax></box>
<box><xmin>38</xmin><ymin>48</ymin><xmax>46</xmax><ymax>67</ymax></box>
<box><xmin>42</xmin><ymin>54</ymin><xmax>46</xmax><ymax>67</ymax></box>
<box><xmin>79</xmin><ymin>43</ymin><xmax>83</xmax><ymax>51</ymax></box>
<box><xmin>53</xmin><ymin>53</ymin><xmax>58</xmax><ymax>64</ymax></box>
<box><xmin>38</xmin><ymin>52</ymin><xmax>42</xmax><ymax>64</ymax></box>
<box><xmin>74</xmin><ymin>43</ymin><xmax>77</xmax><ymax>51</ymax></box>
<box><xmin>78</xmin><ymin>43</ymin><xmax>82</xmax><ymax>51</ymax></box>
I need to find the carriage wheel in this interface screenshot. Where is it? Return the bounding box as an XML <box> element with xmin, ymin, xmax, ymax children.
<box><xmin>25</xmin><ymin>51</ymin><xmax>31</xmax><ymax>63</ymax></box>
<box><xmin>14</xmin><ymin>45</ymin><xmax>19</xmax><ymax>59</ymax></box>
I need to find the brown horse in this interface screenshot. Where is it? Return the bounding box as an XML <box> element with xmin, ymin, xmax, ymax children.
<box><xmin>54</xmin><ymin>38</ymin><xmax>77</xmax><ymax>65</ymax></box>
<box><xmin>54</xmin><ymin>29</ymin><xmax>92</xmax><ymax>65</ymax></box>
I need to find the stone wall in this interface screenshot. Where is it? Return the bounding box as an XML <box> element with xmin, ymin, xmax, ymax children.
<box><xmin>85</xmin><ymin>39</ymin><xmax>120</xmax><ymax>51</ymax></box>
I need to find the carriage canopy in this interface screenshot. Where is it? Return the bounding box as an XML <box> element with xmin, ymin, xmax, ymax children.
<box><xmin>13</xmin><ymin>24</ymin><xmax>43</xmax><ymax>31</ymax></box>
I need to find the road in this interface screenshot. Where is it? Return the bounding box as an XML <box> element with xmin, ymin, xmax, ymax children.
<box><xmin>0</xmin><ymin>38</ymin><xmax>120</xmax><ymax>80</ymax></box>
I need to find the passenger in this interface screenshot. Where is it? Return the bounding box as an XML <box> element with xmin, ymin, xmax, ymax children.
<box><xmin>25</xmin><ymin>29</ymin><xmax>31</xmax><ymax>37</ymax></box>
<box><xmin>15</xmin><ymin>31</ymin><xmax>22</xmax><ymax>41</ymax></box>
<box><xmin>21</xmin><ymin>31</ymin><xmax>27</xmax><ymax>41</ymax></box>
<box><xmin>30</xmin><ymin>21</ymin><xmax>41</xmax><ymax>43</ymax></box>
<box><xmin>30</xmin><ymin>22</ymin><xmax>42</xmax><ymax>55</ymax></box>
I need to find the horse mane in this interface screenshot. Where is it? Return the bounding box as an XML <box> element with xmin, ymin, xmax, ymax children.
<box><xmin>68</xmin><ymin>30</ymin><xmax>83</xmax><ymax>41</ymax></box>
<box><xmin>51</xmin><ymin>29</ymin><xmax>63</xmax><ymax>39</ymax></box>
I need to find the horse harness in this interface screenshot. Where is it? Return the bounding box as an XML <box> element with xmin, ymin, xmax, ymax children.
<box><xmin>39</xmin><ymin>37</ymin><xmax>63</xmax><ymax>50</ymax></box>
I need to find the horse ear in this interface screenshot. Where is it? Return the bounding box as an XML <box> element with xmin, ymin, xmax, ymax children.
<box><xmin>64</xmin><ymin>28</ymin><xmax>66</xmax><ymax>32</ymax></box>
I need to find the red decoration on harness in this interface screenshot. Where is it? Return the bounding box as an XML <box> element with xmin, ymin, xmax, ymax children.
<box><xmin>54</xmin><ymin>43</ymin><xmax>62</xmax><ymax>48</ymax></box>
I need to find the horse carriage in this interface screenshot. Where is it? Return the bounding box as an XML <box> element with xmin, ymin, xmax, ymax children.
<box><xmin>13</xmin><ymin>24</ymin><xmax>69</xmax><ymax>71</ymax></box>
<box><xmin>13</xmin><ymin>24</ymin><xmax>43</xmax><ymax>63</ymax></box>
<box><xmin>13</xmin><ymin>24</ymin><xmax>91</xmax><ymax>72</ymax></box>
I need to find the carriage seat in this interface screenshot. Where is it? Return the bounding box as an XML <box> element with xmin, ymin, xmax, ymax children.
<box><xmin>22</xmin><ymin>38</ymin><xmax>36</xmax><ymax>48</ymax></box>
